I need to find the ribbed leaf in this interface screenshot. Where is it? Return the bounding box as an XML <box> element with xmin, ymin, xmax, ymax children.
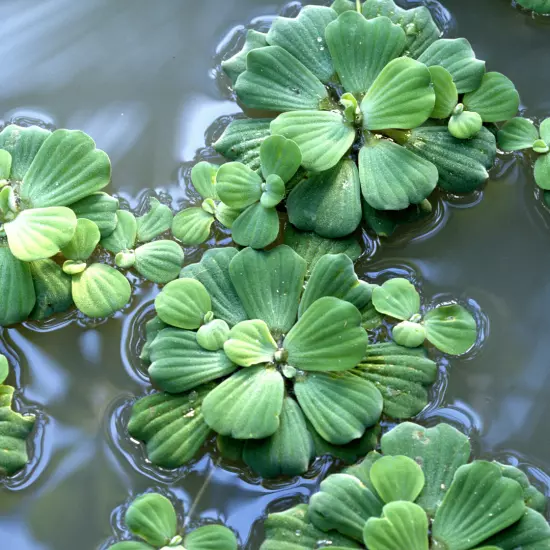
<box><xmin>222</xmin><ymin>29</ymin><xmax>268</xmax><ymax>84</ymax></box>
<box><xmin>261</xmin><ymin>174</ymin><xmax>285</xmax><ymax>209</ymax></box>
<box><xmin>326</xmin><ymin>12</ymin><xmax>405</xmax><ymax>96</ymax></box>
<box><xmin>432</xmin><ymin>462</ymin><xmax>526</xmax><ymax>549</ymax></box>
<box><xmin>196</xmin><ymin>319</ymin><xmax>230</xmax><ymax>352</ymax></box>
<box><xmin>540</xmin><ymin>118</ymin><xmax>550</xmax><ymax>143</ymax></box>
<box><xmin>185</xmin><ymin>525</ymin><xmax>238</xmax><ymax>550</ymax></box>
<box><xmin>267</xmin><ymin>6</ymin><xmax>336</xmax><ymax>83</ymax></box>
<box><xmin>231</xmin><ymin>203</ymin><xmax>280</xmax><ymax>249</ymax></box>
<box><xmin>21</xmin><ymin>129</ymin><xmax>111</xmax><ymax>207</ymax></box>
<box><xmin>101</xmin><ymin>210</ymin><xmax>137</xmax><ymax>253</ymax></box>
<box><xmin>392</xmin><ymin>321</ymin><xmax>427</xmax><ymax>348</ymax></box>
<box><xmin>424</xmin><ymin>304</ymin><xmax>477</xmax><ymax>355</ymax></box>
<box><xmin>215</xmin><ymin>202</ymin><xmax>241</xmax><ymax>228</ymax></box>
<box><xmin>29</xmin><ymin>259</ymin><xmax>73</xmax><ymax>320</ymax></box>
<box><xmin>213</xmin><ymin>119</ymin><xmax>272</xmax><ymax>172</ymax></box>
<box><xmin>72</xmin><ymin>263</ymin><xmax>131</xmax><ymax>318</ymax></box>
<box><xmin>136</xmin><ymin>198</ymin><xmax>173</xmax><ymax>243</ymax></box>
<box><xmin>498</xmin><ymin>464</ymin><xmax>547</xmax><ymax>513</ymax></box>
<box><xmin>309</xmin><ymin>473</ymin><xmax>383</xmax><ymax>541</ymax></box>
<box><xmin>405</xmin><ymin>124</ymin><xmax>496</xmax><ymax>193</ymax></box>
<box><xmin>109</xmin><ymin>542</ymin><xmax>154</xmax><ymax>549</ymax></box>
<box><xmin>271</xmin><ymin>110</ymin><xmax>355</xmax><ymax>173</ymax></box>
<box><xmin>312</xmin><ymin>425</ymin><xmax>380</xmax><ymax>465</ymax></box>
<box><xmin>140</xmin><ymin>316</ymin><xmax>167</xmax><ymax>363</ymax></box>
<box><xmin>128</xmin><ymin>387</ymin><xmax>212</xmax><ymax>468</ymax></box>
<box><xmin>216</xmin><ymin>162</ymin><xmax>263</xmax><ymax>209</ymax></box>
<box><xmin>60</xmin><ymin>218</ymin><xmax>100</xmax><ymax>261</ymax></box>
<box><xmin>429</xmin><ymin>66</ymin><xmax>459</xmax><ymax>119</ymax></box>
<box><xmin>287</xmin><ymin>159</ymin><xmax>362</xmax><ymax>238</ymax></box>
<box><xmin>0</xmin><ymin>247</ymin><xmax>36</xmax><ymax>325</ymax></box>
<box><xmin>5</xmin><ymin>207</ymin><xmax>77</xmax><ymax>262</ymax></box>
<box><xmin>148</xmin><ymin>328</ymin><xmax>236</xmax><ymax>393</ymax></box>
<box><xmin>70</xmin><ymin>192</ymin><xmax>119</xmax><ymax>238</ymax></box>
<box><xmin>260</xmin><ymin>134</ymin><xmax>302</xmax><ymax>183</ymax></box>
<box><xmin>0</xmin><ymin>356</ymin><xmax>8</xmax><ymax>385</ymax></box>
<box><xmin>361</xmin><ymin>57</ymin><xmax>435</xmax><ymax>130</ymax></box>
<box><xmin>284</xmin><ymin>296</ymin><xmax>368</xmax><ymax>372</ymax></box>
<box><xmin>372</xmin><ymin>278</ymin><xmax>420</xmax><ymax>320</ymax></box>
<box><xmin>535</xmin><ymin>153</ymin><xmax>550</xmax><ymax>190</ymax></box>
<box><xmin>172</xmin><ymin>207</ymin><xmax>214</xmax><ymax>245</ymax></box>
<box><xmin>0</xmin><ymin>150</ymin><xmax>11</xmax><ymax>180</ymax></box>
<box><xmin>180</xmin><ymin>248</ymin><xmax>247</xmax><ymax>327</ymax></box>
<box><xmin>484</xmin><ymin>508</ymin><xmax>550</xmax><ymax>549</ymax></box>
<box><xmin>202</xmin><ymin>367</ymin><xmax>284</xmax><ymax>439</ymax></box>
<box><xmin>190</xmin><ymin>161</ymin><xmax>219</xmax><ymax>200</ymax></box>
<box><xmin>229</xmin><ymin>245</ymin><xmax>306</xmax><ymax>336</ymax></box>
<box><xmin>418</xmin><ymin>38</ymin><xmax>485</xmax><ymax>94</ymax></box>
<box><xmin>370</xmin><ymin>455</ymin><xmax>425</xmax><ymax>503</ymax></box>
<box><xmin>243</xmin><ymin>397</ymin><xmax>315</xmax><ymax>478</ymax></box>
<box><xmin>449</xmin><ymin>109</ymin><xmax>483</xmax><ymax>140</ymax></box>
<box><xmin>497</xmin><ymin>118</ymin><xmax>540</xmax><ymax>152</ymax></box>
<box><xmin>294</xmin><ymin>370</ymin><xmax>383</xmax><ymax>444</ymax></box>
<box><xmin>235</xmin><ymin>46</ymin><xmax>328</xmax><ymax>111</ymax></box>
<box><xmin>359</xmin><ymin>138</ymin><xmax>438</xmax><ymax>211</ymax></box>
<box><xmin>133</xmin><ymin>241</ymin><xmax>184</xmax><ymax>284</ymax></box>
<box><xmin>224</xmin><ymin>320</ymin><xmax>277</xmax><ymax>367</ymax></box>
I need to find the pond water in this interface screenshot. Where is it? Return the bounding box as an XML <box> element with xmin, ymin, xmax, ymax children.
<box><xmin>1</xmin><ymin>0</ymin><xmax>550</xmax><ymax>548</ymax></box>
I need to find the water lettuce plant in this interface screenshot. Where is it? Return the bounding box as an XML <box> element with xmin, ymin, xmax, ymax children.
<box><xmin>108</xmin><ymin>492</ymin><xmax>237</xmax><ymax>550</ymax></box>
<box><xmin>260</xmin><ymin>421</ymin><xmax>550</xmax><ymax>549</ymax></box>
<box><xmin>515</xmin><ymin>0</ymin><xmax>550</xmax><ymax>14</ymax></box>
<box><xmin>0</xmin><ymin>354</ymin><xmax>36</xmax><ymax>476</ymax></box>
<box><xmin>371</xmin><ymin>278</ymin><xmax>478</xmax><ymax>355</ymax></box>
<box><xmin>128</xmin><ymin>246</ymin><xmax>439</xmax><ymax>477</ymax></box>
<box><xmin>217</xmin><ymin>0</ymin><xmax>519</xmax><ymax>238</ymax></box>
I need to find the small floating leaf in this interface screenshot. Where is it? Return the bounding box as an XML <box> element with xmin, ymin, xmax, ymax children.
<box><xmin>222</xmin><ymin>29</ymin><xmax>268</xmax><ymax>83</ymax></box>
<box><xmin>216</xmin><ymin>161</ymin><xmax>263</xmax><ymax>209</ymax></box>
<box><xmin>136</xmin><ymin>198</ymin><xmax>173</xmax><ymax>243</ymax></box>
<box><xmin>370</xmin><ymin>455</ymin><xmax>425</xmax><ymax>503</ymax></box>
<box><xmin>372</xmin><ymin>278</ymin><xmax>420</xmax><ymax>321</ymax></box>
<box><xmin>196</xmin><ymin>319</ymin><xmax>230</xmax><ymax>352</ymax></box>
<box><xmin>60</xmin><ymin>218</ymin><xmax>100</xmax><ymax>261</ymax></box>
<box><xmin>260</xmin><ymin>174</ymin><xmax>285</xmax><ymax>209</ymax></box>
<box><xmin>0</xmin><ymin>356</ymin><xmax>8</xmax><ymax>385</ymax></box>
<box><xmin>534</xmin><ymin>153</ymin><xmax>550</xmax><ymax>191</ymax></box>
<box><xmin>231</xmin><ymin>202</ymin><xmax>280</xmax><ymax>249</ymax></box>
<box><xmin>392</xmin><ymin>321</ymin><xmax>427</xmax><ymax>348</ymax></box>
<box><xmin>172</xmin><ymin>207</ymin><xmax>214</xmax><ymax>245</ymax></box>
<box><xmin>133</xmin><ymin>240</ymin><xmax>184</xmax><ymax>284</ymax></box>
<box><xmin>101</xmin><ymin>210</ymin><xmax>137</xmax><ymax>254</ymax></box>
<box><xmin>184</xmin><ymin>525</ymin><xmax>238</xmax><ymax>550</ymax></box>
<box><xmin>448</xmin><ymin>109</ymin><xmax>483</xmax><ymax>140</ymax></box>
<box><xmin>260</xmin><ymin>134</ymin><xmax>302</xmax><ymax>184</ymax></box>
<box><xmin>70</xmin><ymin>192</ymin><xmax>119</xmax><ymax>238</ymax></box>
<box><xmin>224</xmin><ymin>320</ymin><xmax>277</xmax><ymax>367</ymax></box>
<box><xmin>29</xmin><ymin>259</ymin><xmax>73</xmax><ymax>320</ymax></box>
<box><xmin>497</xmin><ymin>118</ymin><xmax>539</xmax><ymax>152</ymax></box>
<box><xmin>429</xmin><ymin>66</ymin><xmax>458</xmax><ymax>119</ymax></box>
<box><xmin>424</xmin><ymin>304</ymin><xmax>477</xmax><ymax>355</ymax></box>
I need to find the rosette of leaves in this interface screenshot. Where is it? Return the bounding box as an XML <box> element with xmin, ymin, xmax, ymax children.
<box><xmin>108</xmin><ymin>492</ymin><xmax>238</xmax><ymax>550</ymax></box>
<box><xmin>371</xmin><ymin>278</ymin><xmax>478</xmax><ymax>355</ymax></box>
<box><xmin>0</xmin><ymin>354</ymin><xmax>36</xmax><ymax>476</ymax></box>
<box><xmin>128</xmin><ymin>246</ymin><xmax>438</xmax><ymax>477</ymax></box>
<box><xmin>260</xmin><ymin>421</ymin><xmax>550</xmax><ymax>550</ymax></box>
<box><xmin>102</xmin><ymin>203</ymin><xmax>184</xmax><ymax>285</ymax></box>
<box><xmin>0</xmin><ymin>124</ymin><xmax>112</xmax><ymax>325</ymax></box>
<box><xmin>217</xmin><ymin>0</ymin><xmax>510</xmax><ymax>238</ymax></box>
<box><xmin>498</xmin><ymin>117</ymin><xmax>550</xmax><ymax>192</ymax></box>
<box><xmin>515</xmin><ymin>0</ymin><xmax>550</xmax><ymax>14</ymax></box>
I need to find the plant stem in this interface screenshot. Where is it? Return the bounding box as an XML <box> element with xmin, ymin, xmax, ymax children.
<box><xmin>356</xmin><ymin>0</ymin><xmax>361</xmax><ymax>12</ymax></box>
<box><xmin>183</xmin><ymin>456</ymin><xmax>221</xmax><ymax>528</ymax></box>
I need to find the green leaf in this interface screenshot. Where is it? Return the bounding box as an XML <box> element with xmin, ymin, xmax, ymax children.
<box><xmin>284</xmin><ymin>296</ymin><xmax>368</xmax><ymax>372</ymax></box>
<box><xmin>72</xmin><ymin>263</ymin><xmax>131</xmax><ymax>318</ymax></box>
<box><xmin>309</xmin><ymin>473</ymin><xmax>383</xmax><ymax>541</ymax></box>
<box><xmin>361</xmin><ymin>57</ymin><xmax>435</xmax><ymax>131</ymax></box>
<box><xmin>534</xmin><ymin>153</ymin><xmax>550</xmax><ymax>190</ymax></box>
<box><xmin>261</xmin><ymin>174</ymin><xmax>286</xmax><ymax>208</ymax></box>
<box><xmin>235</xmin><ymin>46</ymin><xmax>328</xmax><ymax>112</ymax></box>
<box><xmin>128</xmin><ymin>387</ymin><xmax>212</xmax><ymax>469</ymax></box>
<box><xmin>213</xmin><ymin>119</ymin><xmax>272</xmax><ymax>172</ymax></box>
<box><xmin>326</xmin><ymin>12</ymin><xmax>405</xmax><ymax>96</ymax></box>
<box><xmin>184</xmin><ymin>525</ymin><xmax>238</xmax><ymax>550</ymax></box>
<box><xmin>0</xmin><ymin>150</ymin><xmax>12</xmax><ymax>180</ymax></box>
<box><xmin>133</xmin><ymin>240</ymin><xmax>184</xmax><ymax>284</ymax></box>
<box><xmin>362</xmin><ymin>0</ymin><xmax>440</xmax><ymax>58</ymax></box>
<box><xmin>361</xmin><ymin>301</ymin><xmax>384</xmax><ymax>330</ymax></box>
<box><xmin>172</xmin><ymin>207</ymin><xmax>214</xmax><ymax>245</ymax></box>
<box><xmin>222</xmin><ymin>30</ymin><xmax>268</xmax><ymax>84</ymax></box>
<box><xmin>429</xmin><ymin>66</ymin><xmax>458</xmax><ymax>119</ymax></box>
<box><xmin>29</xmin><ymin>259</ymin><xmax>73</xmax><ymax>320</ymax></box>
<box><xmin>287</xmin><ymin>159</ymin><xmax>362</xmax><ymax>238</ymax></box>
<box><xmin>497</xmin><ymin>464</ymin><xmax>547</xmax><ymax>513</ymax></box>
<box><xmin>362</xmin><ymin>198</ymin><xmax>433</xmax><ymax>237</ymax></box>
<box><xmin>190</xmin><ymin>161</ymin><xmax>219</xmax><ymax>200</ymax></box>
<box><xmin>196</xmin><ymin>319</ymin><xmax>230</xmax><ymax>352</ymax></box>
<box><xmin>533</xmin><ymin>140</ymin><xmax>549</xmax><ymax>154</ymax></box>
<box><xmin>354</xmin><ymin>343</ymin><xmax>438</xmax><ymax>419</ymax></box>
<box><xmin>381</xmin><ymin>422</ymin><xmax>471</xmax><ymax>515</ymax></box>
<box><xmin>70</xmin><ymin>192</ymin><xmax>119</xmax><ymax>238</ymax></box>
<box><xmin>0</xmin><ymin>246</ymin><xmax>36</xmax><ymax>325</ymax></box>
<box><xmin>284</xmin><ymin>224</ymin><xmax>362</xmax><ymax>277</ymax></box>
<box><xmin>516</xmin><ymin>0</ymin><xmax>550</xmax><ymax>13</ymax></box>
<box><xmin>140</xmin><ymin>316</ymin><xmax>167</xmax><ymax>363</ymax></box>
<box><xmin>180</xmin><ymin>248</ymin><xmax>248</xmax><ymax>327</ymax></box>
<box><xmin>370</xmin><ymin>455</ymin><xmax>425</xmax><ymax>503</ymax></box>
<box><xmin>124</xmin><ymin>493</ymin><xmax>177</xmax><ymax>547</ymax></box>
<box><xmin>155</xmin><ymin>278</ymin><xmax>211</xmax><ymax>329</ymax></box>
<box><xmin>108</xmin><ymin>542</ymin><xmax>154</xmax><ymax>550</ymax></box>
<box><xmin>540</xmin><ymin>118</ymin><xmax>550</xmax><ymax>143</ymax></box>
<box><xmin>148</xmin><ymin>326</ymin><xmax>236</xmax><ymax>394</ymax></box>
<box><xmin>300</xmin><ymin>253</ymin><xmax>373</xmax><ymax>315</ymax></box>
<box><xmin>5</xmin><ymin>207</ymin><xmax>77</xmax><ymax>262</ymax></box>
<box><xmin>260</xmin><ymin>504</ymin><xmax>361</xmax><ymax>550</ymax></box>
<box><xmin>0</xmin><ymin>356</ymin><xmax>8</xmax><ymax>385</ymax></box>
<box><xmin>405</xmin><ymin>124</ymin><xmax>496</xmax><ymax>193</ymax></box>
<box><xmin>294</xmin><ymin>370</ymin><xmax>383</xmax><ymax>445</ymax></box>
<box><xmin>215</xmin><ymin>202</ymin><xmax>241</xmax><ymax>229</ymax></box>
<box><xmin>463</xmin><ymin>72</ymin><xmax>520</xmax><ymax>123</ymax></box>
<box><xmin>483</xmin><ymin>508</ymin><xmax>550</xmax><ymax>549</ymax></box>
<box><xmin>363</xmin><ymin>501</ymin><xmax>429</xmax><ymax>550</ymax></box>
<box><xmin>0</xmin><ymin>125</ymin><xmax>50</xmax><ymax>181</ymax></box>
<box><xmin>432</xmin><ymin>461</ymin><xmax>526</xmax><ymax>550</ymax></box>
<box><xmin>417</xmin><ymin>38</ymin><xmax>485</xmax><ymax>94</ymax></box>
<box><xmin>229</xmin><ymin>245</ymin><xmax>306</xmax><ymax>336</ymax></box>
<box><xmin>359</xmin><ymin>138</ymin><xmax>438</xmax><ymax>211</ymax></box>
<box><xmin>372</xmin><ymin>278</ymin><xmax>420</xmax><ymax>320</ymax></box>
<box><xmin>202</xmin><ymin>366</ymin><xmax>284</xmax><ymax>439</ymax></box>
<box><xmin>266</xmin><ymin>6</ymin><xmax>337</xmax><ymax>83</ymax></box>
<box><xmin>101</xmin><ymin>210</ymin><xmax>137</xmax><ymax>253</ymax></box>
<box><xmin>448</xmin><ymin>109</ymin><xmax>483</xmax><ymax>140</ymax></box>
<box><xmin>312</xmin><ymin>425</ymin><xmax>380</xmax><ymax>465</ymax></box>
<box><xmin>260</xmin><ymin>135</ymin><xmax>302</xmax><ymax>183</ymax></box>
<box><xmin>271</xmin><ymin>110</ymin><xmax>355</xmax><ymax>173</ymax></box>
<box><xmin>243</xmin><ymin>396</ymin><xmax>315</xmax><ymax>478</ymax></box>
<box><xmin>231</xmin><ymin>203</ymin><xmax>280</xmax><ymax>249</ymax></box>
<box><xmin>424</xmin><ymin>304</ymin><xmax>477</xmax><ymax>355</ymax></box>
<box><xmin>20</xmin><ymin>129</ymin><xmax>111</xmax><ymax>207</ymax></box>
<box><xmin>331</xmin><ymin>0</ymin><xmax>355</xmax><ymax>13</ymax></box>
<box><xmin>216</xmin><ymin>161</ymin><xmax>263</xmax><ymax>209</ymax></box>
<box><xmin>60</xmin><ymin>218</ymin><xmax>100</xmax><ymax>261</ymax></box>
<box><xmin>136</xmin><ymin>198</ymin><xmax>173</xmax><ymax>243</ymax></box>
<box><xmin>224</xmin><ymin>320</ymin><xmax>277</xmax><ymax>367</ymax></box>
<box><xmin>392</xmin><ymin>321</ymin><xmax>427</xmax><ymax>348</ymax></box>
<box><xmin>0</xmin><ymin>384</ymin><xmax>36</xmax><ymax>475</ymax></box>
<box><xmin>344</xmin><ymin>450</ymin><xmax>383</xmax><ymax>490</ymax></box>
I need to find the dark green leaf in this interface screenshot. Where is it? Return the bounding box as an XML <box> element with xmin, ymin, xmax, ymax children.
<box><xmin>70</xmin><ymin>192</ymin><xmax>119</xmax><ymax>238</ymax></box>
<box><xmin>29</xmin><ymin>259</ymin><xmax>73</xmax><ymax>320</ymax></box>
<box><xmin>231</xmin><ymin>203</ymin><xmax>280</xmax><ymax>249</ymax></box>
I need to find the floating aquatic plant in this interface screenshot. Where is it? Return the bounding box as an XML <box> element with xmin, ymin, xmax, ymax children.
<box><xmin>0</xmin><ymin>354</ymin><xmax>36</xmax><ymax>476</ymax></box>
<box><xmin>216</xmin><ymin>0</ymin><xmax>518</xmax><ymax>239</ymax></box>
<box><xmin>128</xmin><ymin>245</ymin><xmax>438</xmax><ymax>477</ymax></box>
<box><xmin>260</xmin><ymin>421</ymin><xmax>550</xmax><ymax>549</ymax></box>
<box><xmin>371</xmin><ymin>278</ymin><xmax>478</xmax><ymax>355</ymax></box>
<box><xmin>515</xmin><ymin>0</ymin><xmax>550</xmax><ymax>14</ymax></box>
<box><xmin>107</xmin><ymin>492</ymin><xmax>238</xmax><ymax>550</ymax></box>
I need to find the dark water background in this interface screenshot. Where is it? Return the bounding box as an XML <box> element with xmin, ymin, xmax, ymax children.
<box><xmin>1</xmin><ymin>0</ymin><xmax>550</xmax><ymax>548</ymax></box>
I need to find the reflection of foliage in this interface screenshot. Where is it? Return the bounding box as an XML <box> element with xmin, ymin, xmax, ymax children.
<box><xmin>261</xmin><ymin>422</ymin><xmax>550</xmax><ymax>550</ymax></box>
